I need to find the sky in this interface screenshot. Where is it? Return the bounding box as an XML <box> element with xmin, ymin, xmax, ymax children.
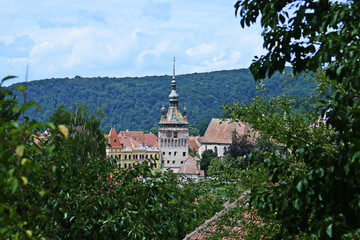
<box><xmin>0</xmin><ymin>0</ymin><xmax>265</xmax><ymax>85</ymax></box>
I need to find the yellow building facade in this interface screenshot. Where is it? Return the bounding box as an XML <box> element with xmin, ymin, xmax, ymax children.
<box><xmin>105</xmin><ymin>128</ymin><xmax>161</xmax><ymax>170</ymax></box>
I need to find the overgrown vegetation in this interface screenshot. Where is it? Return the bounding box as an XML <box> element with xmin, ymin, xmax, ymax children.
<box><xmin>204</xmin><ymin>0</ymin><xmax>360</xmax><ymax>239</ymax></box>
<box><xmin>0</xmin><ymin>78</ymin><xmax>226</xmax><ymax>239</ymax></box>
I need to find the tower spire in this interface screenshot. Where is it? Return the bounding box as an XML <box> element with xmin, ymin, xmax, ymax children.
<box><xmin>173</xmin><ymin>56</ymin><xmax>175</xmax><ymax>79</ymax></box>
<box><xmin>169</xmin><ymin>57</ymin><xmax>179</xmax><ymax>106</ymax></box>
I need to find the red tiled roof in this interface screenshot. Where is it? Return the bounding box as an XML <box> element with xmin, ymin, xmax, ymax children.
<box><xmin>189</xmin><ymin>136</ymin><xmax>202</xmax><ymax>151</ymax></box>
<box><xmin>202</xmin><ymin>118</ymin><xmax>258</xmax><ymax>144</ymax></box>
<box><xmin>144</xmin><ymin>133</ymin><xmax>158</xmax><ymax>147</ymax></box>
<box><xmin>107</xmin><ymin>128</ymin><xmax>121</xmax><ymax>148</ymax></box>
<box><xmin>118</xmin><ymin>131</ymin><xmax>158</xmax><ymax>147</ymax></box>
<box><xmin>119</xmin><ymin>137</ymin><xmax>140</xmax><ymax>148</ymax></box>
<box><xmin>184</xmin><ymin>191</ymin><xmax>250</xmax><ymax>240</ymax></box>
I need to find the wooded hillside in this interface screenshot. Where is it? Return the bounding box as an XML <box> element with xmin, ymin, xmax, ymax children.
<box><xmin>9</xmin><ymin>68</ymin><xmax>316</xmax><ymax>131</ymax></box>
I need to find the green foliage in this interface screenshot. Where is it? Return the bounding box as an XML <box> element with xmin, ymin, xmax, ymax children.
<box><xmin>207</xmin><ymin>157</ymin><xmax>225</xmax><ymax>177</ymax></box>
<box><xmin>188</xmin><ymin>147</ymin><xmax>197</xmax><ymax>157</ymax></box>
<box><xmin>49</xmin><ymin>103</ymin><xmax>107</xmax><ymax>161</ymax></box>
<box><xmin>235</xmin><ymin>0</ymin><xmax>360</xmax><ymax>89</ymax></box>
<box><xmin>253</xmin><ymin>136</ymin><xmax>278</xmax><ymax>153</ymax></box>
<box><xmin>9</xmin><ymin>69</ymin><xmax>316</xmax><ymax>132</ymax></box>
<box><xmin>200</xmin><ymin>149</ymin><xmax>217</xmax><ymax>175</ymax></box>
<box><xmin>149</xmin><ymin>126</ymin><xmax>158</xmax><ymax>135</ymax></box>
<box><xmin>233</xmin><ymin>0</ymin><xmax>360</xmax><ymax>238</ymax></box>
<box><xmin>225</xmin><ymin>132</ymin><xmax>254</xmax><ymax>168</ymax></box>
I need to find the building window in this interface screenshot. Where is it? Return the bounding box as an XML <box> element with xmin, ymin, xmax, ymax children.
<box><xmin>150</xmin><ymin>154</ymin><xmax>153</xmax><ymax>159</ymax></box>
<box><xmin>172</xmin><ymin>161</ymin><xmax>175</xmax><ymax>164</ymax></box>
<box><xmin>125</xmin><ymin>155</ymin><xmax>127</xmax><ymax>160</ymax></box>
<box><xmin>163</xmin><ymin>152</ymin><xmax>165</xmax><ymax>155</ymax></box>
<box><xmin>162</xmin><ymin>160</ymin><xmax>164</xmax><ymax>164</ymax></box>
<box><xmin>146</xmin><ymin>155</ymin><xmax>148</xmax><ymax>159</ymax></box>
<box><xmin>181</xmin><ymin>161</ymin><xmax>184</xmax><ymax>164</ymax></box>
<box><xmin>174</xmin><ymin>152</ymin><xmax>177</xmax><ymax>156</ymax></box>
<box><xmin>169</xmin><ymin>152</ymin><xmax>171</xmax><ymax>155</ymax></box>
<box><xmin>214</xmin><ymin>146</ymin><xmax>218</xmax><ymax>155</ymax></box>
<box><xmin>174</xmin><ymin>132</ymin><xmax>178</xmax><ymax>138</ymax></box>
<box><xmin>124</xmin><ymin>163</ymin><xmax>127</xmax><ymax>168</ymax></box>
<box><xmin>183</xmin><ymin>152</ymin><xmax>186</xmax><ymax>156</ymax></box>
<box><xmin>167</xmin><ymin>161</ymin><xmax>170</xmax><ymax>164</ymax></box>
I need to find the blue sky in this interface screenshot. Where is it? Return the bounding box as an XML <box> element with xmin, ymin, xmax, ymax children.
<box><xmin>0</xmin><ymin>0</ymin><xmax>264</xmax><ymax>85</ymax></box>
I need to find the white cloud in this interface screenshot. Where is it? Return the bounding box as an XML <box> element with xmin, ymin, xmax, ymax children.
<box><xmin>185</xmin><ymin>43</ymin><xmax>215</xmax><ymax>57</ymax></box>
<box><xmin>0</xmin><ymin>0</ymin><xmax>265</xmax><ymax>84</ymax></box>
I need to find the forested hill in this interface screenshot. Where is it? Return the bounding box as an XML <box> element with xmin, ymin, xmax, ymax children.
<box><xmin>9</xmin><ymin>68</ymin><xmax>316</xmax><ymax>131</ymax></box>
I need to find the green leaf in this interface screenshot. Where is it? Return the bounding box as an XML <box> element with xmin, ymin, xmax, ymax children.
<box><xmin>11</xmin><ymin>179</ymin><xmax>19</xmax><ymax>194</ymax></box>
<box><xmin>15</xmin><ymin>85</ymin><xmax>26</xmax><ymax>92</ymax></box>
<box><xmin>1</xmin><ymin>75</ymin><xmax>16</xmax><ymax>84</ymax></box>
<box><xmin>16</xmin><ymin>145</ymin><xmax>25</xmax><ymax>158</ymax></box>
<box><xmin>326</xmin><ymin>223</ymin><xmax>333</xmax><ymax>238</ymax></box>
<box><xmin>297</xmin><ymin>181</ymin><xmax>303</xmax><ymax>192</ymax></box>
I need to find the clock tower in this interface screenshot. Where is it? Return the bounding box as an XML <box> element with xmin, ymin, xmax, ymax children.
<box><xmin>159</xmin><ymin>57</ymin><xmax>189</xmax><ymax>170</ymax></box>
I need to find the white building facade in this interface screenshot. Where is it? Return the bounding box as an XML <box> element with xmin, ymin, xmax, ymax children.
<box><xmin>158</xmin><ymin>58</ymin><xmax>189</xmax><ymax>172</ymax></box>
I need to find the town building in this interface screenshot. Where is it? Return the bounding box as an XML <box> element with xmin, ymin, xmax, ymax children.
<box><xmin>158</xmin><ymin>58</ymin><xmax>204</xmax><ymax>179</ymax></box>
<box><xmin>200</xmin><ymin>118</ymin><xmax>259</xmax><ymax>158</ymax></box>
<box><xmin>105</xmin><ymin>128</ymin><xmax>161</xmax><ymax>170</ymax></box>
<box><xmin>158</xmin><ymin>58</ymin><xmax>190</xmax><ymax>173</ymax></box>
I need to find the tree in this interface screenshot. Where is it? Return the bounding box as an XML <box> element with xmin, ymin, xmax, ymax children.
<box><xmin>150</xmin><ymin>126</ymin><xmax>158</xmax><ymax>135</ymax></box>
<box><xmin>235</xmin><ymin>0</ymin><xmax>360</xmax><ymax>89</ymax></box>
<box><xmin>226</xmin><ymin>131</ymin><xmax>254</xmax><ymax>159</ymax></box>
<box><xmin>200</xmin><ymin>149</ymin><xmax>217</xmax><ymax>175</ymax></box>
<box><xmin>227</xmin><ymin>1</ymin><xmax>360</xmax><ymax>238</ymax></box>
<box><xmin>49</xmin><ymin>103</ymin><xmax>107</xmax><ymax>162</ymax></box>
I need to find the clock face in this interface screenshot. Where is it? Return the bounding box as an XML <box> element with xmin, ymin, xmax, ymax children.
<box><xmin>166</xmin><ymin>131</ymin><xmax>172</xmax><ymax>138</ymax></box>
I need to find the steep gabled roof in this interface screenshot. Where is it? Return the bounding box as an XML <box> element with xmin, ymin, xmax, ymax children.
<box><xmin>179</xmin><ymin>156</ymin><xmax>204</xmax><ymax>177</ymax></box>
<box><xmin>107</xmin><ymin>128</ymin><xmax>121</xmax><ymax>148</ymax></box>
<box><xmin>202</xmin><ymin>118</ymin><xmax>257</xmax><ymax>144</ymax></box>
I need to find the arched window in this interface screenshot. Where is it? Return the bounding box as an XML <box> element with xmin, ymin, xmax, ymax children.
<box><xmin>214</xmin><ymin>146</ymin><xmax>218</xmax><ymax>155</ymax></box>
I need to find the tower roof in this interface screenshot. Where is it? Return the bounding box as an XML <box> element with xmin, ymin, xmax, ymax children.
<box><xmin>168</xmin><ymin>57</ymin><xmax>179</xmax><ymax>106</ymax></box>
<box><xmin>160</xmin><ymin>57</ymin><xmax>188</xmax><ymax>125</ymax></box>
